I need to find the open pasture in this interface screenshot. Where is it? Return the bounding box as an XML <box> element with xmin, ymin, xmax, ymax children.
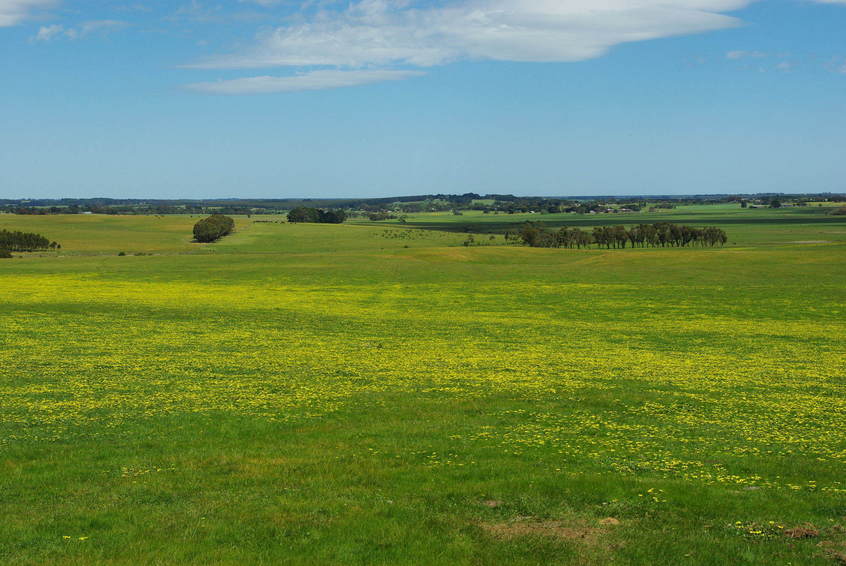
<box><xmin>1</xmin><ymin>208</ymin><xmax>845</xmax><ymax>565</ymax></box>
<box><xmin>368</xmin><ymin>204</ymin><xmax>846</xmax><ymax>246</ymax></box>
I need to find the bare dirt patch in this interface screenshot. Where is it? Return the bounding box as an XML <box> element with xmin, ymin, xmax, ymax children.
<box><xmin>784</xmin><ymin>525</ymin><xmax>819</xmax><ymax>539</ymax></box>
<box><xmin>480</xmin><ymin>517</ymin><xmax>622</xmax><ymax>545</ymax></box>
<box><xmin>481</xmin><ymin>520</ymin><xmax>601</xmax><ymax>543</ymax></box>
<box><xmin>819</xmin><ymin>541</ymin><xmax>846</xmax><ymax>564</ymax></box>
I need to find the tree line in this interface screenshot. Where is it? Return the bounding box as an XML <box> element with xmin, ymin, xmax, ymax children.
<box><xmin>515</xmin><ymin>222</ymin><xmax>728</xmax><ymax>249</ymax></box>
<box><xmin>0</xmin><ymin>229</ymin><xmax>60</xmax><ymax>253</ymax></box>
<box><xmin>287</xmin><ymin>207</ymin><xmax>347</xmax><ymax>224</ymax></box>
<box><xmin>193</xmin><ymin>214</ymin><xmax>235</xmax><ymax>243</ymax></box>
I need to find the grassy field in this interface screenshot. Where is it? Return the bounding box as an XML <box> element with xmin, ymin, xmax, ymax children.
<box><xmin>1</xmin><ymin>206</ymin><xmax>845</xmax><ymax>565</ymax></box>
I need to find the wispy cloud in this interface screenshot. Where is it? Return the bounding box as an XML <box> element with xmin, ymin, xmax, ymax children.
<box><xmin>33</xmin><ymin>21</ymin><xmax>61</xmax><ymax>40</ymax></box>
<box><xmin>185</xmin><ymin>69</ymin><xmax>425</xmax><ymax>94</ymax></box>
<box><xmin>187</xmin><ymin>0</ymin><xmax>752</xmax><ymax>70</ymax></box>
<box><xmin>32</xmin><ymin>19</ymin><xmax>127</xmax><ymax>41</ymax></box>
<box><xmin>0</xmin><ymin>0</ymin><xmax>54</xmax><ymax>27</ymax></box>
<box><xmin>237</xmin><ymin>0</ymin><xmax>284</xmax><ymax>6</ymax></box>
<box><xmin>726</xmin><ymin>50</ymin><xmax>767</xmax><ymax>60</ymax></box>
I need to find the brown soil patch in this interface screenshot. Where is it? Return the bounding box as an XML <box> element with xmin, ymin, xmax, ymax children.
<box><xmin>819</xmin><ymin>541</ymin><xmax>846</xmax><ymax>564</ymax></box>
<box><xmin>481</xmin><ymin>520</ymin><xmax>602</xmax><ymax>544</ymax></box>
<box><xmin>599</xmin><ymin>517</ymin><xmax>621</xmax><ymax>526</ymax></box>
<box><xmin>784</xmin><ymin>525</ymin><xmax>819</xmax><ymax>539</ymax></box>
<box><xmin>481</xmin><ymin>500</ymin><xmax>503</xmax><ymax>508</ymax></box>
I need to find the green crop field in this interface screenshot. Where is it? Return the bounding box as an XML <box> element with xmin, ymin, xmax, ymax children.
<box><xmin>1</xmin><ymin>206</ymin><xmax>845</xmax><ymax>565</ymax></box>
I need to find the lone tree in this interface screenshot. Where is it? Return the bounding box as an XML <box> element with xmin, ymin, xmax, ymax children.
<box><xmin>193</xmin><ymin>214</ymin><xmax>235</xmax><ymax>243</ymax></box>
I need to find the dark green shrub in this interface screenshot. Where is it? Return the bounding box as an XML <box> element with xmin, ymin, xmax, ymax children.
<box><xmin>193</xmin><ymin>215</ymin><xmax>235</xmax><ymax>243</ymax></box>
<box><xmin>0</xmin><ymin>249</ymin><xmax>12</xmax><ymax>259</ymax></box>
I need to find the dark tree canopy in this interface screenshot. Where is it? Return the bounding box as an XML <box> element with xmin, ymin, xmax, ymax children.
<box><xmin>0</xmin><ymin>229</ymin><xmax>59</xmax><ymax>252</ymax></box>
<box><xmin>287</xmin><ymin>207</ymin><xmax>346</xmax><ymax>224</ymax></box>
<box><xmin>193</xmin><ymin>214</ymin><xmax>235</xmax><ymax>243</ymax></box>
<box><xmin>518</xmin><ymin>222</ymin><xmax>727</xmax><ymax>249</ymax></box>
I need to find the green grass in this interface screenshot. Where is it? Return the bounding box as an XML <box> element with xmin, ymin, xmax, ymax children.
<box><xmin>357</xmin><ymin>204</ymin><xmax>846</xmax><ymax>245</ymax></box>
<box><xmin>1</xmin><ymin>207</ymin><xmax>845</xmax><ymax>565</ymax></box>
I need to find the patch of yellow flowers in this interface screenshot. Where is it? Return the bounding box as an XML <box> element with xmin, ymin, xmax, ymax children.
<box><xmin>1</xmin><ymin>273</ymin><xmax>844</xmax><ymax>493</ymax></box>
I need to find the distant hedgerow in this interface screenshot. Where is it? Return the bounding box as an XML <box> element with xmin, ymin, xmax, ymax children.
<box><xmin>287</xmin><ymin>207</ymin><xmax>346</xmax><ymax>224</ymax></box>
<box><xmin>193</xmin><ymin>214</ymin><xmax>235</xmax><ymax>243</ymax></box>
<box><xmin>0</xmin><ymin>229</ymin><xmax>60</xmax><ymax>252</ymax></box>
<box><xmin>518</xmin><ymin>222</ymin><xmax>728</xmax><ymax>249</ymax></box>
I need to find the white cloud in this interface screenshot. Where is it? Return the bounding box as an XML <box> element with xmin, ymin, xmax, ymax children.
<box><xmin>238</xmin><ymin>0</ymin><xmax>282</xmax><ymax>6</ymax></box>
<box><xmin>726</xmin><ymin>50</ymin><xmax>767</xmax><ymax>59</ymax></box>
<box><xmin>69</xmin><ymin>19</ymin><xmax>127</xmax><ymax>38</ymax></box>
<box><xmin>32</xmin><ymin>19</ymin><xmax>127</xmax><ymax>40</ymax></box>
<box><xmin>33</xmin><ymin>22</ymin><xmax>61</xmax><ymax>40</ymax></box>
<box><xmin>188</xmin><ymin>0</ymin><xmax>752</xmax><ymax>70</ymax></box>
<box><xmin>185</xmin><ymin>69</ymin><xmax>425</xmax><ymax>94</ymax></box>
<box><xmin>0</xmin><ymin>0</ymin><xmax>54</xmax><ymax>27</ymax></box>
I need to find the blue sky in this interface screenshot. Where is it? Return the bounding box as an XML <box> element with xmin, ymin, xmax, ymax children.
<box><xmin>1</xmin><ymin>0</ymin><xmax>845</xmax><ymax>199</ymax></box>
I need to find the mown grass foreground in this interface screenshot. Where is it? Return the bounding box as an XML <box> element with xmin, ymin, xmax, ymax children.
<box><xmin>1</xmin><ymin>208</ymin><xmax>845</xmax><ymax>565</ymax></box>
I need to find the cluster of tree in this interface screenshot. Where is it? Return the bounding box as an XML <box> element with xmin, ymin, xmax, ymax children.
<box><xmin>517</xmin><ymin>222</ymin><xmax>728</xmax><ymax>249</ymax></box>
<box><xmin>832</xmin><ymin>207</ymin><xmax>846</xmax><ymax>216</ymax></box>
<box><xmin>367</xmin><ymin>212</ymin><xmax>397</xmax><ymax>221</ymax></box>
<box><xmin>514</xmin><ymin>224</ymin><xmax>593</xmax><ymax>248</ymax></box>
<box><xmin>287</xmin><ymin>207</ymin><xmax>347</xmax><ymax>224</ymax></box>
<box><xmin>468</xmin><ymin>199</ymin><xmax>656</xmax><ymax>215</ymax></box>
<box><xmin>193</xmin><ymin>214</ymin><xmax>235</xmax><ymax>243</ymax></box>
<box><xmin>8</xmin><ymin>206</ymin><xmax>76</xmax><ymax>215</ymax></box>
<box><xmin>0</xmin><ymin>229</ymin><xmax>60</xmax><ymax>252</ymax></box>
